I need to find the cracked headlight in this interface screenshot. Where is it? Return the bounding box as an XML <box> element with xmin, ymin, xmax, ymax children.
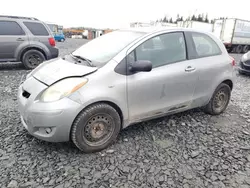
<box><xmin>40</xmin><ymin>77</ymin><xmax>88</xmax><ymax>102</ymax></box>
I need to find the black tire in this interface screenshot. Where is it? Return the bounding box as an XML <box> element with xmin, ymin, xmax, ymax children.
<box><xmin>203</xmin><ymin>83</ymin><xmax>231</xmax><ymax>115</ymax></box>
<box><xmin>243</xmin><ymin>45</ymin><xmax>249</xmax><ymax>53</ymax></box>
<box><xmin>22</xmin><ymin>49</ymin><xmax>46</xmax><ymax>70</ymax></box>
<box><xmin>61</xmin><ymin>38</ymin><xmax>65</xmax><ymax>42</ymax></box>
<box><xmin>227</xmin><ymin>48</ymin><xmax>233</xmax><ymax>53</ymax></box>
<box><xmin>71</xmin><ymin>103</ymin><xmax>121</xmax><ymax>153</ymax></box>
<box><xmin>235</xmin><ymin>45</ymin><xmax>243</xmax><ymax>54</ymax></box>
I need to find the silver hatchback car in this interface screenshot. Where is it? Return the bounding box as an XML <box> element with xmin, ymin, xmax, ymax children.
<box><xmin>18</xmin><ymin>27</ymin><xmax>236</xmax><ymax>153</ymax></box>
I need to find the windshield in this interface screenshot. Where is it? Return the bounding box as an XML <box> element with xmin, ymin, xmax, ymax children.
<box><xmin>72</xmin><ymin>30</ymin><xmax>145</xmax><ymax>66</ymax></box>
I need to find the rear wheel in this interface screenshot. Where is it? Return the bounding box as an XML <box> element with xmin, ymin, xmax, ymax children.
<box><xmin>22</xmin><ymin>49</ymin><xmax>45</xmax><ymax>70</ymax></box>
<box><xmin>243</xmin><ymin>45</ymin><xmax>249</xmax><ymax>53</ymax></box>
<box><xmin>60</xmin><ymin>38</ymin><xmax>65</xmax><ymax>42</ymax></box>
<box><xmin>71</xmin><ymin>103</ymin><xmax>121</xmax><ymax>153</ymax></box>
<box><xmin>203</xmin><ymin>83</ymin><xmax>231</xmax><ymax>115</ymax></box>
<box><xmin>235</xmin><ymin>45</ymin><xmax>243</xmax><ymax>54</ymax></box>
<box><xmin>227</xmin><ymin>48</ymin><xmax>233</xmax><ymax>53</ymax></box>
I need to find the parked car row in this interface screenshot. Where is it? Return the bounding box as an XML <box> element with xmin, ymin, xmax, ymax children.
<box><xmin>1</xmin><ymin>15</ymin><xmax>250</xmax><ymax>72</ymax></box>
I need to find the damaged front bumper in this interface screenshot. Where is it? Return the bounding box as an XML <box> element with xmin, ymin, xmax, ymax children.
<box><xmin>17</xmin><ymin>76</ymin><xmax>82</xmax><ymax>142</ymax></box>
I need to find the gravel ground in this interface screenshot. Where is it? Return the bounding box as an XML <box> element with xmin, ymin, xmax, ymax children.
<box><xmin>1</xmin><ymin>39</ymin><xmax>250</xmax><ymax>188</ymax></box>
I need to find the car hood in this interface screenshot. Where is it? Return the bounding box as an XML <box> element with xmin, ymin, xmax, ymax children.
<box><xmin>31</xmin><ymin>58</ymin><xmax>97</xmax><ymax>85</ymax></box>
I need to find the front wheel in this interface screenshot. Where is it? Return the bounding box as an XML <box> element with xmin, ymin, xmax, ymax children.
<box><xmin>203</xmin><ymin>83</ymin><xmax>231</xmax><ymax>115</ymax></box>
<box><xmin>71</xmin><ymin>103</ymin><xmax>121</xmax><ymax>153</ymax></box>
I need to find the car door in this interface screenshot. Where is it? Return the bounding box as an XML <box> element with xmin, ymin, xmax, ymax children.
<box><xmin>126</xmin><ymin>31</ymin><xmax>199</xmax><ymax>122</ymax></box>
<box><xmin>0</xmin><ymin>20</ymin><xmax>28</xmax><ymax>61</ymax></box>
<box><xmin>184</xmin><ymin>31</ymin><xmax>226</xmax><ymax>107</ymax></box>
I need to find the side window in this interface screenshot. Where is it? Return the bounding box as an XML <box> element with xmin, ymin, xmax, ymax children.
<box><xmin>23</xmin><ymin>22</ymin><xmax>49</xmax><ymax>36</ymax></box>
<box><xmin>0</xmin><ymin>21</ymin><xmax>25</xmax><ymax>35</ymax></box>
<box><xmin>191</xmin><ymin>32</ymin><xmax>221</xmax><ymax>58</ymax></box>
<box><xmin>140</xmin><ymin>36</ymin><xmax>164</xmax><ymax>51</ymax></box>
<box><xmin>135</xmin><ymin>32</ymin><xmax>186</xmax><ymax>68</ymax></box>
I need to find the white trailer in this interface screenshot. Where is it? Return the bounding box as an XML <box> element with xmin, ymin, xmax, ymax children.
<box><xmin>177</xmin><ymin>21</ymin><xmax>213</xmax><ymax>32</ymax></box>
<box><xmin>212</xmin><ymin>18</ymin><xmax>250</xmax><ymax>53</ymax></box>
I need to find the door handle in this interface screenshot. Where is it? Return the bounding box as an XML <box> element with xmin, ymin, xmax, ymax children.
<box><xmin>17</xmin><ymin>38</ymin><xmax>25</xmax><ymax>41</ymax></box>
<box><xmin>185</xmin><ymin>66</ymin><xmax>196</xmax><ymax>72</ymax></box>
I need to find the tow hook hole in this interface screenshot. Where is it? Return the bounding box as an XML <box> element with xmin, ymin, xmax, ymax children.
<box><xmin>45</xmin><ymin>128</ymin><xmax>52</xmax><ymax>134</ymax></box>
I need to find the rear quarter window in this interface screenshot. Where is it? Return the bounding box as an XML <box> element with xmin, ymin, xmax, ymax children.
<box><xmin>23</xmin><ymin>22</ymin><xmax>49</xmax><ymax>36</ymax></box>
<box><xmin>191</xmin><ymin>32</ymin><xmax>222</xmax><ymax>58</ymax></box>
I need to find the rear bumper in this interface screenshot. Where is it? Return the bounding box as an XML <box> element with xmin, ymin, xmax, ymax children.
<box><xmin>48</xmin><ymin>47</ymin><xmax>59</xmax><ymax>59</ymax></box>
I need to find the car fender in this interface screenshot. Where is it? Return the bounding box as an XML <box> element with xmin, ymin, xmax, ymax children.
<box><xmin>205</xmin><ymin>71</ymin><xmax>234</xmax><ymax>105</ymax></box>
<box><xmin>14</xmin><ymin>41</ymin><xmax>31</xmax><ymax>60</ymax></box>
<box><xmin>68</xmin><ymin>67</ymin><xmax>129</xmax><ymax>128</ymax></box>
<box><xmin>70</xmin><ymin>94</ymin><xmax>128</xmax><ymax>125</ymax></box>
<box><xmin>16</xmin><ymin>43</ymin><xmax>50</xmax><ymax>61</ymax></box>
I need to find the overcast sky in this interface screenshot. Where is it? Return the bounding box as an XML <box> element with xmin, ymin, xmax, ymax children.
<box><xmin>1</xmin><ymin>0</ymin><xmax>250</xmax><ymax>29</ymax></box>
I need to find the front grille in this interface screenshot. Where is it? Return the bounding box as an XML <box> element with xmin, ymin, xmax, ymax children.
<box><xmin>22</xmin><ymin>90</ymin><xmax>31</xmax><ymax>98</ymax></box>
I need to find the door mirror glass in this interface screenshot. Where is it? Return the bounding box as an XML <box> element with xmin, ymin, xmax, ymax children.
<box><xmin>129</xmin><ymin>60</ymin><xmax>152</xmax><ymax>72</ymax></box>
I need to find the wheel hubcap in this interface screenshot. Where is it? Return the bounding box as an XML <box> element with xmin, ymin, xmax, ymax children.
<box><xmin>28</xmin><ymin>55</ymin><xmax>41</xmax><ymax>67</ymax></box>
<box><xmin>213</xmin><ymin>89</ymin><xmax>228</xmax><ymax>112</ymax></box>
<box><xmin>91</xmin><ymin>122</ymin><xmax>105</xmax><ymax>139</ymax></box>
<box><xmin>83</xmin><ymin>114</ymin><xmax>114</xmax><ymax>146</ymax></box>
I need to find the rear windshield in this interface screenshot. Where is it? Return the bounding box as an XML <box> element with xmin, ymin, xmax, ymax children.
<box><xmin>23</xmin><ymin>22</ymin><xmax>49</xmax><ymax>36</ymax></box>
<box><xmin>72</xmin><ymin>30</ymin><xmax>145</xmax><ymax>66</ymax></box>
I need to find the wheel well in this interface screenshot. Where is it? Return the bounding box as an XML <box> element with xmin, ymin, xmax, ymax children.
<box><xmin>102</xmin><ymin>101</ymin><xmax>123</xmax><ymax>123</ymax></box>
<box><xmin>20</xmin><ymin>47</ymin><xmax>47</xmax><ymax>61</ymax></box>
<box><xmin>75</xmin><ymin>100</ymin><xmax>123</xmax><ymax>125</ymax></box>
<box><xmin>94</xmin><ymin>101</ymin><xmax>123</xmax><ymax>124</ymax></box>
<box><xmin>222</xmin><ymin>79</ymin><xmax>233</xmax><ymax>90</ymax></box>
<box><xmin>69</xmin><ymin>101</ymin><xmax>124</xmax><ymax>142</ymax></box>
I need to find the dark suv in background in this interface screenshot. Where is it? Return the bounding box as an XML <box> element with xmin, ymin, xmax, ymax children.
<box><xmin>0</xmin><ymin>15</ymin><xmax>59</xmax><ymax>69</ymax></box>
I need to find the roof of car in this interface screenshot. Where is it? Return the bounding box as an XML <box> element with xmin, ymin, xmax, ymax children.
<box><xmin>0</xmin><ymin>15</ymin><xmax>39</xmax><ymax>21</ymax></box>
<box><xmin>118</xmin><ymin>27</ymin><xmax>209</xmax><ymax>34</ymax></box>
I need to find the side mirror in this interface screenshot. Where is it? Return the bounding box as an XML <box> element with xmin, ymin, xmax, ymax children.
<box><xmin>129</xmin><ymin>60</ymin><xmax>152</xmax><ymax>72</ymax></box>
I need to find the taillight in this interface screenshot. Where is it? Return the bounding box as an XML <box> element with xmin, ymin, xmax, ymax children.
<box><xmin>232</xmin><ymin>59</ymin><xmax>236</xmax><ymax>66</ymax></box>
<box><xmin>48</xmin><ymin>37</ymin><xmax>55</xmax><ymax>47</ymax></box>
<box><xmin>230</xmin><ymin>56</ymin><xmax>236</xmax><ymax>66</ymax></box>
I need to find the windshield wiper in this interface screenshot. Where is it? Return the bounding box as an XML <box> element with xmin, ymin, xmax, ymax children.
<box><xmin>71</xmin><ymin>54</ymin><xmax>94</xmax><ymax>67</ymax></box>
